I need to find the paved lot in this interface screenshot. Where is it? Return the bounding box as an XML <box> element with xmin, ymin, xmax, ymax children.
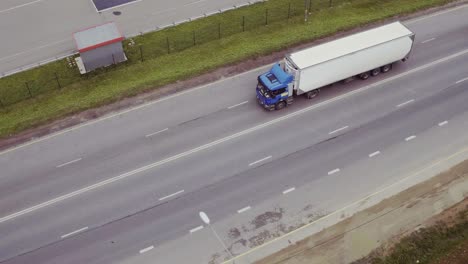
<box><xmin>0</xmin><ymin>0</ymin><xmax>257</xmax><ymax>76</ymax></box>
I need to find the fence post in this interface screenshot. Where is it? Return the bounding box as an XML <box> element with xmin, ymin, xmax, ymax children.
<box><xmin>0</xmin><ymin>97</ymin><xmax>4</xmax><ymax>108</ymax></box>
<box><xmin>329</xmin><ymin>0</ymin><xmax>332</xmax><ymax>7</ymax></box>
<box><xmin>288</xmin><ymin>3</ymin><xmax>291</xmax><ymax>20</ymax></box>
<box><xmin>166</xmin><ymin>37</ymin><xmax>170</xmax><ymax>54</ymax></box>
<box><xmin>25</xmin><ymin>82</ymin><xmax>32</xmax><ymax>98</ymax></box>
<box><xmin>139</xmin><ymin>45</ymin><xmax>144</xmax><ymax>62</ymax></box>
<box><xmin>242</xmin><ymin>16</ymin><xmax>245</xmax><ymax>32</ymax></box>
<box><xmin>218</xmin><ymin>23</ymin><xmax>221</xmax><ymax>39</ymax></box>
<box><xmin>304</xmin><ymin>0</ymin><xmax>309</xmax><ymax>22</ymax></box>
<box><xmin>265</xmin><ymin>8</ymin><xmax>268</xmax><ymax>25</ymax></box>
<box><xmin>309</xmin><ymin>0</ymin><xmax>312</xmax><ymax>14</ymax></box>
<box><xmin>193</xmin><ymin>31</ymin><xmax>196</xmax><ymax>46</ymax></box>
<box><xmin>54</xmin><ymin>72</ymin><xmax>61</xmax><ymax>89</ymax></box>
<box><xmin>112</xmin><ymin>53</ymin><xmax>116</xmax><ymax>64</ymax></box>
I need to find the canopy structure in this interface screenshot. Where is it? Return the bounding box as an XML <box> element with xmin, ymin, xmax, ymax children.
<box><xmin>73</xmin><ymin>22</ymin><xmax>126</xmax><ymax>73</ymax></box>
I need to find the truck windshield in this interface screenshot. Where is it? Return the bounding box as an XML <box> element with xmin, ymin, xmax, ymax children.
<box><xmin>257</xmin><ymin>82</ymin><xmax>272</xmax><ymax>98</ymax></box>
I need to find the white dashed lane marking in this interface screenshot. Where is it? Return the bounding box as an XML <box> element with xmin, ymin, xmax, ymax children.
<box><xmin>282</xmin><ymin>187</ymin><xmax>295</xmax><ymax>194</ymax></box>
<box><xmin>329</xmin><ymin>126</ymin><xmax>348</xmax><ymax>135</ymax></box>
<box><xmin>228</xmin><ymin>101</ymin><xmax>248</xmax><ymax>109</ymax></box>
<box><xmin>139</xmin><ymin>245</ymin><xmax>154</xmax><ymax>254</ymax></box>
<box><xmin>369</xmin><ymin>151</ymin><xmax>381</xmax><ymax>158</ymax></box>
<box><xmin>405</xmin><ymin>135</ymin><xmax>417</xmax><ymax>141</ymax></box>
<box><xmin>190</xmin><ymin>226</ymin><xmax>204</xmax><ymax>233</ymax></box>
<box><xmin>438</xmin><ymin>121</ymin><xmax>448</xmax><ymax>126</ymax></box>
<box><xmin>249</xmin><ymin>156</ymin><xmax>272</xmax><ymax>166</ymax></box>
<box><xmin>396</xmin><ymin>99</ymin><xmax>414</xmax><ymax>108</ymax></box>
<box><xmin>61</xmin><ymin>226</ymin><xmax>88</xmax><ymax>239</ymax></box>
<box><xmin>237</xmin><ymin>206</ymin><xmax>251</xmax><ymax>214</ymax></box>
<box><xmin>328</xmin><ymin>168</ymin><xmax>340</xmax><ymax>175</ymax></box>
<box><xmin>56</xmin><ymin>158</ymin><xmax>82</xmax><ymax>168</ymax></box>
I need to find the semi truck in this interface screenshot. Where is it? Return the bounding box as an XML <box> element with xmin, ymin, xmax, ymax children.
<box><xmin>256</xmin><ymin>21</ymin><xmax>415</xmax><ymax>111</ymax></box>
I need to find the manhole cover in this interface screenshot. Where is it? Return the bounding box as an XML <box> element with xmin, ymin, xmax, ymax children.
<box><xmin>113</xmin><ymin>11</ymin><xmax>122</xmax><ymax>16</ymax></box>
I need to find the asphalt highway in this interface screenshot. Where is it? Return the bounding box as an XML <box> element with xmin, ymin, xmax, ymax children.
<box><xmin>0</xmin><ymin>4</ymin><xmax>467</xmax><ymax>264</ymax></box>
<box><xmin>0</xmin><ymin>0</ymin><xmax>256</xmax><ymax>76</ymax></box>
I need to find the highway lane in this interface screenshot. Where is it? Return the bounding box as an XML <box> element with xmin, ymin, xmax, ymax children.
<box><xmin>1</xmin><ymin>54</ymin><xmax>468</xmax><ymax>264</ymax></box>
<box><xmin>1</xmin><ymin>5</ymin><xmax>467</xmax><ymax>218</ymax></box>
<box><xmin>0</xmin><ymin>0</ymin><xmax>259</xmax><ymax>76</ymax></box>
<box><xmin>0</xmin><ymin>5</ymin><xmax>468</xmax><ymax>263</ymax></box>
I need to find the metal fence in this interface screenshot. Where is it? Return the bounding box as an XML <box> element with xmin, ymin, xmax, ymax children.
<box><xmin>0</xmin><ymin>0</ymin><xmax>347</xmax><ymax>108</ymax></box>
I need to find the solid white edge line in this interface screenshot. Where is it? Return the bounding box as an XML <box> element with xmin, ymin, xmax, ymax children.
<box><xmin>145</xmin><ymin>128</ymin><xmax>169</xmax><ymax>138</ymax></box>
<box><xmin>158</xmin><ymin>190</ymin><xmax>184</xmax><ymax>201</ymax></box>
<box><xmin>2</xmin><ymin>48</ymin><xmax>468</xmax><ymax>224</ymax></box>
<box><xmin>61</xmin><ymin>226</ymin><xmax>88</xmax><ymax>239</ymax></box>
<box><xmin>455</xmin><ymin>77</ymin><xmax>468</xmax><ymax>84</ymax></box>
<box><xmin>421</xmin><ymin>37</ymin><xmax>436</xmax><ymax>44</ymax></box>
<box><xmin>2</xmin><ymin>48</ymin><xmax>468</xmax><ymax>157</ymax></box>
<box><xmin>282</xmin><ymin>187</ymin><xmax>295</xmax><ymax>194</ymax></box>
<box><xmin>56</xmin><ymin>158</ymin><xmax>82</xmax><ymax>168</ymax></box>
<box><xmin>327</xmin><ymin>168</ymin><xmax>340</xmax><ymax>175</ymax></box>
<box><xmin>396</xmin><ymin>99</ymin><xmax>415</xmax><ymax>107</ymax></box>
<box><xmin>139</xmin><ymin>245</ymin><xmax>154</xmax><ymax>254</ymax></box>
<box><xmin>249</xmin><ymin>156</ymin><xmax>272</xmax><ymax>166</ymax></box>
<box><xmin>228</xmin><ymin>101</ymin><xmax>248</xmax><ymax>109</ymax></box>
<box><xmin>438</xmin><ymin>121</ymin><xmax>448</xmax><ymax>126</ymax></box>
<box><xmin>190</xmin><ymin>225</ymin><xmax>204</xmax><ymax>233</ymax></box>
<box><xmin>405</xmin><ymin>135</ymin><xmax>417</xmax><ymax>141</ymax></box>
<box><xmin>369</xmin><ymin>151</ymin><xmax>381</xmax><ymax>158</ymax></box>
<box><xmin>405</xmin><ymin>4</ymin><xmax>468</xmax><ymax>25</ymax></box>
<box><xmin>328</xmin><ymin>126</ymin><xmax>348</xmax><ymax>135</ymax></box>
<box><xmin>237</xmin><ymin>206</ymin><xmax>251</xmax><ymax>214</ymax></box>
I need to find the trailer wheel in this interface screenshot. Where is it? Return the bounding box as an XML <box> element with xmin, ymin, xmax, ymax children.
<box><xmin>371</xmin><ymin>68</ymin><xmax>380</xmax><ymax>76</ymax></box>
<box><xmin>275</xmin><ymin>101</ymin><xmax>286</xmax><ymax>110</ymax></box>
<box><xmin>305</xmin><ymin>89</ymin><xmax>319</xmax><ymax>99</ymax></box>
<box><xmin>359</xmin><ymin>72</ymin><xmax>370</xmax><ymax>80</ymax></box>
<box><xmin>381</xmin><ymin>64</ymin><xmax>392</xmax><ymax>73</ymax></box>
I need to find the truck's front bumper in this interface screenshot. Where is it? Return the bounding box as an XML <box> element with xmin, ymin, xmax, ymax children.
<box><xmin>257</xmin><ymin>97</ymin><xmax>275</xmax><ymax>111</ymax></box>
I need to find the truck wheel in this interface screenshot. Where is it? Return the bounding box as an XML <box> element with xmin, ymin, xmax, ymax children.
<box><xmin>305</xmin><ymin>89</ymin><xmax>319</xmax><ymax>99</ymax></box>
<box><xmin>371</xmin><ymin>68</ymin><xmax>380</xmax><ymax>76</ymax></box>
<box><xmin>381</xmin><ymin>64</ymin><xmax>392</xmax><ymax>73</ymax></box>
<box><xmin>275</xmin><ymin>101</ymin><xmax>286</xmax><ymax>110</ymax></box>
<box><xmin>359</xmin><ymin>72</ymin><xmax>370</xmax><ymax>80</ymax></box>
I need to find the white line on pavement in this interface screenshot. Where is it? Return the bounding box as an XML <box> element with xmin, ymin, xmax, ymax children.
<box><xmin>158</xmin><ymin>190</ymin><xmax>184</xmax><ymax>201</ymax></box>
<box><xmin>282</xmin><ymin>187</ymin><xmax>295</xmax><ymax>194</ymax></box>
<box><xmin>2</xmin><ymin>48</ymin><xmax>468</xmax><ymax>157</ymax></box>
<box><xmin>329</xmin><ymin>126</ymin><xmax>348</xmax><ymax>135</ymax></box>
<box><xmin>456</xmin><ymin>77</ymin><xmax>468</xmax><ymax>84</ymax></box>
<box><xmin>249</xmin><ymin>156</ymin><xmax>272</xmax><ymax>166</ymax></box>
<box><xmin>228</xmin><ymin>101</ymin><xmax>248</xmax><ymax>109</ymax></box>
<box><xmin>406</xmin><ymin>4</ymin><xmax>468</xmax><ymax>24</ymax></box>
<box><xmin>369</xmin><ymin>151</ymin><xmax>381</xmax><ymax>158</ymax></box>
<box><xmin>145</xmin><ymin>128</ymin><xmax>168</xmax><ymax>138</ymax></box>
<box><xmin>56</xmin><ymin>158</ymin><xmax>82</xmax><ymax>168</ymax></box>
<box><xmin>396</xmin><ymin>99</ymin><xmax>415</xmax><ymax>108</ymax></box>
<box><xmin>237</xmin><ymin>206</ymin><xmax>251</xmax><ymax>214</ymax></box>
<box><xmin>405</xmin><ymin>135</ymin><xmax>417</xmax><ymax>141</ymax></box>
<box><xmin>327</xmin><ymin>168</ymin><xmax>340</xmax><ymax>175</ymax></box>
<box><xmin>139</xmin><ymin>245</ymin><xmax>154</xmax><ymax>254</ymax></box>
<box><xmin>0</xmin><ymin>38</ymin><xmax>70</xmax><ymax>62</ymax></box>
<box><xmin>421</xmin><ymin>37</ymin><xmax>436</xmax><ymax>44</ymax></box>
<box><xmin>0</xmin><ymin>0</ymin><xmax>43</xmax><ymax>14</ymax></box>
<box><xmin>2</xmin><ymin>49</ymin><xmax>468</xmax><ymax>224</ymax></box>
<box><xmin>61</xmin><ymin>226</ymin><xmax>88</xmax><ymax>239</ymax></box>
<box><xmin>438</xmin><ymin>121</ymin><xmax>448</xmax><ymax>126</ymax></box>
<box><xmin>190</xmin><ymin>225</ymin><xmax>204</xmax><ymax>233</ymax></box>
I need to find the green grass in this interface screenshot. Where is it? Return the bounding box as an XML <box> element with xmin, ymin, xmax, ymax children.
<box><xmin>369</xmin><ymin>209</ymin><xmax>468</xmax><ymax>264</ymax></box>
<box><xmin>0</xmin><ymin>0</ymin><xmax>455</xmax><ymax>138</ymax></box>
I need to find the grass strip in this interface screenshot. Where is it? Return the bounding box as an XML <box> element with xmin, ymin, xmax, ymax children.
<box><xmin>369</xmin><ymin>209</ymin><xmax>468</xmax><ymax>264</ymax></box>
<box><xmin>0</xmin><ymin>0</ymin><xmax>456</xmax><ymax>139</ymax></box>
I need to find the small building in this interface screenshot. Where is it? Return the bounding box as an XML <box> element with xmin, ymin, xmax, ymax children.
<box><xmin>73</xmin><ymin>22</ymin><xmax>126</xmax><ymax>74</ymax></box>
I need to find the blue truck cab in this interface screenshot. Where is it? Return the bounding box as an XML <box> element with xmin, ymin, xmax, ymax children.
<box><xmin>256</xmin><ymin>63</ymin><xmax>294</xmax><ymax>111</ymax></box>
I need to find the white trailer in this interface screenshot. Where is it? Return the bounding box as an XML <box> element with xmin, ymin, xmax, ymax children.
<box><xmin>284</xmin><ymin>21</ymin><xmax>415</xmax><ymax>98</ymax></box>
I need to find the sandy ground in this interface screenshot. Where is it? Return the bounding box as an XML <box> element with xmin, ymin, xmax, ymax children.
<box><xmin>255</xmin><ymin>160</ymin><xmax>468</xmax><ymax>264</ymax></box>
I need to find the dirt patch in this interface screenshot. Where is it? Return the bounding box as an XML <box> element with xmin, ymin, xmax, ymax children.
<box><xmin>1</xmin><ymin>1</ymin><xmax>467</xmax><ymax>151</ymax></box>
<box><xmin>251</xmin><ymin>208</ymin><xmax>284</xmax><ymax>229</ymax></box>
